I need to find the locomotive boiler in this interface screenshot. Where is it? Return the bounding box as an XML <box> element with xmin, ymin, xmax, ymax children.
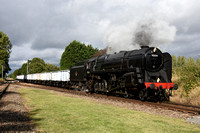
<box><xmin>70</xmin><ymin>46</ymin><xmax>178</xmax><ymax>101</ymax></box>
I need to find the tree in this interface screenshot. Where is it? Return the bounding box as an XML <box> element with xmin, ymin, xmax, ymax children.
<box><xmin>12</xmin><ymin>57</ymin><xmax>60</xmax><ymax>78</ymax></box>
<box><xmin>196</xmin><ymin>58</ymin><xmax>200</xmax><ymax>66</ymax></box>
<box><xmin>186</xmin><ymin>57</ymin><xmax>195</xmax><ymax>66</ymax></box>
<box><xmin>172</xmin><ymin>55</ymin><xmax>177</xmax><ymax>67</ymax></box>
<box><xmin>28</xmin><ymin>58</ymin><xmax>46</xmax><ymax>74</ymax></box>
<box><xmin>45</xmin><ymin>63</ymin><xmax>60</xmax><ymax>72</ymax></box>
<box><xmin>177</xmin><ymin>56</ymin><xmax>186</xmax><ymax>67</ymax></box>
<box><xmin>60</xmin><ymin>40</ymin><xmax>98</xmax><ymax>70</ymax></box>
<box><xmin>0</xmin><ymin>60</ymin><xmax>7</xmax><ymax>78</ymax></box>
<box><xmin>0</xmin><ymin>31</ymin><xmax>12</xmax><ymax>77</ymax></box>
<box><xmin>12</xmin><ymin>68</ymin><xmax>20</xmax><ymax>79</ymax></box>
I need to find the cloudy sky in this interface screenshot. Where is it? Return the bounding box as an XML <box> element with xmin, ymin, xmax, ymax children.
<box><xmin>0</xmin><ymin>0</ymin><xmax>200</xmax><ymax>73</ymax></box>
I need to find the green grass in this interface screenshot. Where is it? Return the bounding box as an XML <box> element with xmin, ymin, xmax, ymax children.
<box><xmin>19</xmin><ymin>87</ymin><xmax>200</xmax><ymax>133</ymax></box>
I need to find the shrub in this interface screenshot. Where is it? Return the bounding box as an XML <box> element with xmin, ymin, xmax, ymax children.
<box><xmin>172</xmin><ymin>56</ymin><xmax>200</xmax><ymax>96</ymax></box>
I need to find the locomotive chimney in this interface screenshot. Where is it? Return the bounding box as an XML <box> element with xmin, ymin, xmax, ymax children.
<box><xmin>141</xmin><ymin>46</ymin><xmax>149</xmax><ymax>49</ymax></box>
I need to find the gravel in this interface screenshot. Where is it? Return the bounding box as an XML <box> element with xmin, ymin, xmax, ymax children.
<box><xmin>187</xmin><ymin>117</ymin><xmax>200</xmax><ymax>125</ymax></box>
<box><xmin>0</xmin><ymin>84</ymin><xmax>35</xmax><ymax>132</ymax></box>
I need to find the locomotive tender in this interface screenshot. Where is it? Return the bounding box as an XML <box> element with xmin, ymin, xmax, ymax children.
<box><xmin>17</xmin><ymin>46</ymin><xmax>178</xmax><ymax>101</ymax></box>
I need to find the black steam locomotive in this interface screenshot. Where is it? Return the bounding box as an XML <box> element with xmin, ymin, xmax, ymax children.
<box><xmin>70</xmin><ymin>46</ymin><xmax>178</xmax><ymax>101</ymax></box>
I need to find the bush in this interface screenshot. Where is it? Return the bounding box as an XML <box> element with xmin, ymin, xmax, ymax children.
<box><xmin>172</xmin><ymin>56</ymin><xmax>200</xmax><ymax>96</ymax></box>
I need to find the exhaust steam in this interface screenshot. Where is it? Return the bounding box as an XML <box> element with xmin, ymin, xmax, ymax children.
<box><xmin>103</xmin><ymin>17</ymin><xmax>177</xmax><ymax>54</ymax></box>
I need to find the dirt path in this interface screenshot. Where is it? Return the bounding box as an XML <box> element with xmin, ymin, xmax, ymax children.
<box><xmin>0</xmin><ymin>84</ymin><xmax>35</xmax><ymax>132</ymax></box>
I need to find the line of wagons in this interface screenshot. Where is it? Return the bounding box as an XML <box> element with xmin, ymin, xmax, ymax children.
<box><xmin>17</xmin><ymin>70</ymin><xmax>70</xmax><ymax>88</ymax></box>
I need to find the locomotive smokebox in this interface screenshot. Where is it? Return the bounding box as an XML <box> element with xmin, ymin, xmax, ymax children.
<box><xmin>141</xmin><ymin>46</ymin><xmax>149</xmax><ymax>49</ymax></box>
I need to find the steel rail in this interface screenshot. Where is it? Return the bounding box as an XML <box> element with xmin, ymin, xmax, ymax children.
<box><xmin>0</xmin><ymin>83</ymin><xmax>10</xmax><ymax>99</ymax></box>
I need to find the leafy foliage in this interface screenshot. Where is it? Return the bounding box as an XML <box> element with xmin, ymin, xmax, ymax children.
<box><xmin>12</xmin><ymin>57</ymin><xmax>60</xmax><ymax>78</ymax></box>
<box><xmin>28</xmin><ymin>58</ymin><xmax>46</xmax><ymax>74</ymax></box>
<box><xmin>172</xmin><ymin>55</ymin><xmax>200</xmax><ymax>96</ymax></box>
<box><xmin>60</xmin><ymin>40</ymin><xmax>98</xmax><ymax>70</ymax></box>
<box><xmin>0</xmin><ymin>31</ymin><xmax>12</xmax><ymax>78</ymax></box>
<box><xmin>45</xmin><ymin>63</ymin><xmax>60</xmax><ymax>72</ymax></box>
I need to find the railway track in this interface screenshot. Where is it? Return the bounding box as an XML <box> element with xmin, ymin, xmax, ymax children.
<box><xmin>0</xmin><ymin>83</ymin><xmax>10</xmax><ymax>99</ymax></box>
<box><xmin>16</xmin><ymin>82</ymin><xmax>200</xmax><ymax>115</ymax></box>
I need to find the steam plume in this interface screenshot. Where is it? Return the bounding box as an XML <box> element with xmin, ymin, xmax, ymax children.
<box><xmin>134</xmin><ymin>18</ymin><xmax>177</xmax><ymax>47</ymax></box>
<box><xmin>134</xmin><ymin>24</ymin><xmax>153</xmax><ymax>46</ymax></box>
<box><xmin>103</xmin><ymin>17</ymin><xmax>177</xmax><ymax>54</ymax></box>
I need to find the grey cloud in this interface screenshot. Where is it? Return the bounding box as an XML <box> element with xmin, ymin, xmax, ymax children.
<box><xmin>161</xmin><ymin>33</ymin><xmax>200</xmax><ymax>57</ymax></box>
<box><xmin>0</xmin><ymin>0</ymin><xmax>41</xmax><ymax>45</ymax></box>
<box><xmin>1</xmin><ymin>0</ymin><xmax>200</xmax><ymax>73</ymax></box>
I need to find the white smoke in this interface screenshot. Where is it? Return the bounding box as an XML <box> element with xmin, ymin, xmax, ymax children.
<box><xmin>103</xmin><ymin>22</ymin><xmax>137</xmax><ymax>54</ymax></box>
<box><xmin>103</xmin><ymin>16</ymin><xmax>177</xmax><ymax>54</ymax></box>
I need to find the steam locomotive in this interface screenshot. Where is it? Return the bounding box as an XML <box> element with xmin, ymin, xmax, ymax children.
<box><xmin>17</xmin><ymin>46</ymin><xmax>178</xmax><ymax>101</ymax></box>
<box><xmin>70</xmin><ymin>46</ymin><xmax>178</xmax><ymax>101</ymax></box>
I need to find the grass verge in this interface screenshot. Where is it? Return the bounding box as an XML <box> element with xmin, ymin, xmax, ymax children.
<box><xmin>19</xmin><ymin>87</ymin><xmax>200</xmax><ymax>133</ymax></box>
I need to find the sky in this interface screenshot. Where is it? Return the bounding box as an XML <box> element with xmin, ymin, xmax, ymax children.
<box><xmin>0</xmin><ymin>0</ymin><xmax>200</xmax><ymax>73</ymax></box>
